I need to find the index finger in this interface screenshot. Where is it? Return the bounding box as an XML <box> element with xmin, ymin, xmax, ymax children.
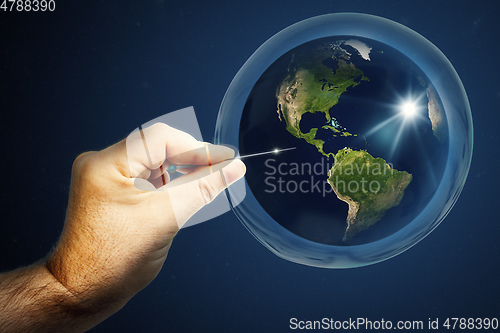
<box><xmin>123</xmin><ymin>123</ymin><xmax>235</xmax><ymax>178</ymax></box>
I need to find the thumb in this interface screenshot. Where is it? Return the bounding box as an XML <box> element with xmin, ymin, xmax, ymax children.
<box><xmin>161</xmin><ymin>158</ymin><xmax>246</xmax><ymax>228</ymax></box>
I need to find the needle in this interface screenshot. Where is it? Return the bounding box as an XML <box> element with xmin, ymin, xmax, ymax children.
<box><xmin>239</xmin><ymin>147</ymin><xmax>296</xmax><ymax>159</ymax></box>
<box><xmin>167</xmin><ymin>147</ymin><xmax>296</xmax><ymax>173</ymax></box>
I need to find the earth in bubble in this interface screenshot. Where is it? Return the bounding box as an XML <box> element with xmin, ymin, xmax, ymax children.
<box><xmin>239</xmin><ymin>36</ymin><xmax>449</xmax><ymax>246</ymax></box>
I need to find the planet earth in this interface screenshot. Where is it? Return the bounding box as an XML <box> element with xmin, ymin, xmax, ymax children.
<box><xmin>239</xmin><ymin>36</ymin><xmax>449</xmax><ymax>246</ymax></box>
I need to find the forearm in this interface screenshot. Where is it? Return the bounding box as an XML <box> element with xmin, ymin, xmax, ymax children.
<box><xmin>0</xmin><ymin>261</ymin><xmax>124</xmax><ymax>333</ymax></box>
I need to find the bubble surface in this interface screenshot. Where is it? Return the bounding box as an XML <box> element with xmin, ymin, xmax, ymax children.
<box><xmin>215</xmin><ymin>13</ymin><xmax>472</xmax><ymax>268</ymax></box>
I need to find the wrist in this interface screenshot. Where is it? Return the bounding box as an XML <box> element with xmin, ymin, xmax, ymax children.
<box><xmin>0</xmin><ymin>262</ymin><xmax>125</xmax><ymax>333</ymax></box>
<box><xmin>45</xmin><ymin>246</ymin><xmax>130</xmax><ymax>316</ymax></box>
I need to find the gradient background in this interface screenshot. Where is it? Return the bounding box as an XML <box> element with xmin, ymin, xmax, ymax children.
<box><xmin>1</xmin><ymin>1</ymin><xmax>499</xmax><ymax>332</ymax></box>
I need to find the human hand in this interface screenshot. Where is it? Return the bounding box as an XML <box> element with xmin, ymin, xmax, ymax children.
<box><xmin>46</xmin><ymin>123</ymin><xmax>245</xmax><ymax>313</ymax></box>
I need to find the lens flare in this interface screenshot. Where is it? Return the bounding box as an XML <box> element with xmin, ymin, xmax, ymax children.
<box><xmin>401</xmin><ymin>101</ymin><xmax>418</xmax><ymax>118</ymax></box>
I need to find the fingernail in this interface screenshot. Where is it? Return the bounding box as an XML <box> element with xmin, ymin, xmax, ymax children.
<box><xmin>220</xmin><ymin>144</ymin><xmax>237</xmax><ymax>159</ymax></box>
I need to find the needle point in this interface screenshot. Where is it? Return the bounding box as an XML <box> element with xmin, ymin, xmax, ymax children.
<box><xmin>239</xmin><ymin>147</ymin><xmax>296</xmax><ymax>159</ymax></box>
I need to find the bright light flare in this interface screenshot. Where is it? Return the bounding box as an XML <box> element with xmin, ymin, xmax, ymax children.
<box><xmin>363</xmin><ymin>92</ymin><xmax>426</xmax><ymax>160</ymax></box>
<box><xmin>401</xmin><ymin>101</ymin><xmax>418</xmax><ymax>118</ymax></box>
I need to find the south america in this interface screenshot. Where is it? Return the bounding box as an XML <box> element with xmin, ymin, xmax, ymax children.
<box><xmin>327</xmin><ymin>148</ymin><xmax>413</xmax><ymax>241</ymax></box>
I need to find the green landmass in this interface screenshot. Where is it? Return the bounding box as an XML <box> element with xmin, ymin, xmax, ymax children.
<box><xmin>327</xmin><ymin>148</ymin><xmax>413</xmax><ymax>241</ymax></box>
<box><xmin>321</xmin><ymin>125</ymin><xmax>357</xmax><ymax>137</ymax></box>
<box><xmin>276</xmin><ymin>46</ymin><xmax>368</xmax><ymax>157</ymax></box>
<box><xmin>275</xmin><ymin>42</ymin><xmax>413</xmax><ymax>241</ymax></box>
<box><xmin>321</xmin><ymin>125</ymin><xmax>341</xmax><ymax>133</ymax></box>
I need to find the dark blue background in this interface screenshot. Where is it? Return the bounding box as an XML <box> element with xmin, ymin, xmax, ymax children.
<box><xmin>1</xmin><ymin>1</ymin><xmax>499</xmax><ymax>332</ymax></box>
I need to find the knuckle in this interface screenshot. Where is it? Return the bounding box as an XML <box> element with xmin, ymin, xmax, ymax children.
<box><xmin>148</xmin><ymin>150</ymin><xmax>166</xmax><ymax>169</ymax></box>
<box><xmin>72</xmin><ymin>151</ymin><xmax>99</xmax><ymax>178</ymax></box>
<box><xmin>197</xmin><ymin>177</ymin><xmax>219</xmax><ymax>205</ymax></box>
<box><xmin>146</xmin><ymin>122</ymin><xmax>170</xmax><ymax>135</ymax></box>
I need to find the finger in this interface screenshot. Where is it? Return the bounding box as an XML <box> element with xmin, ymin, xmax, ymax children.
<box><xmin>149</xmin><ymin>163</ymin><xmax>171</xmax><ymax>182</ymax></box>
<box><xmin>166</xmin><ymin>144</ymin><xmax>235</xmax><ymax>166</ymax></box>
<box><xmin>160</xmin><ymin>158</ymin><xmax>246</xmax><ymax>228</ymax></box>
<box><xmin>120</xmin><ymin>123</ymin><xmax>235</xmax><ymax>178</ymax></box>
<box><xmin>173</xmin><ymin>166</ymin><xmax>197</xmax><ymax>175</ymax></box>
<box><xmin>149</xmin><ymin>167</ymin><xmax>170</xmax><ymax>189</ymax></box>
<box><xmin>150</xmin><ymin>161</ymin><xmax>196</xmax><ymax>180</ymax></box>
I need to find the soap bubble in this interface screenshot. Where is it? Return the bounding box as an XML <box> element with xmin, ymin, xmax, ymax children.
<box><xmin>215</xmin><ymin>13</ymin><xmax>472</xmax><ymax>268</ymax></box>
